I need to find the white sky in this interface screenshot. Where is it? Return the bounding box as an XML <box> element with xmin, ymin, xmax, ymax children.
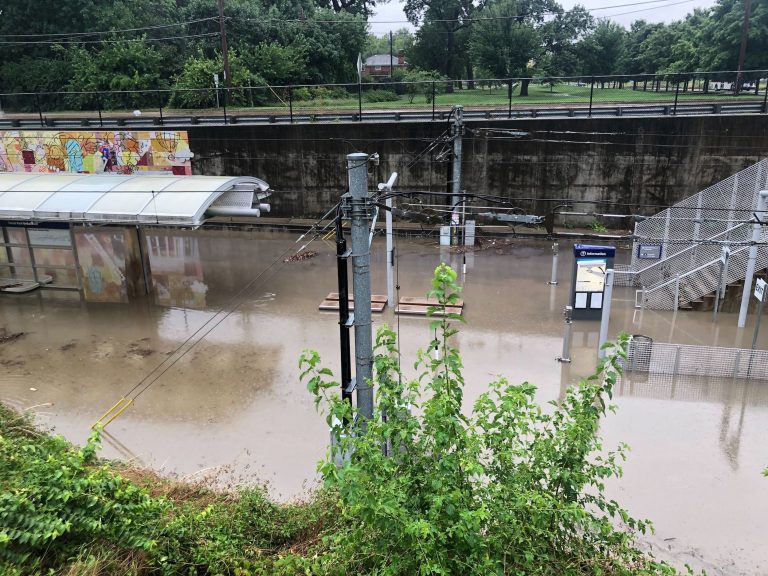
<box><xmin>369</xmin><ymin>0</ymin><xmax>718</xmax><ymax>35</ymax></box>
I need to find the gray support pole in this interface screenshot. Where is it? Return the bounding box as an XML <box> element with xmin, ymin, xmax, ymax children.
<box><xmin>738</xmin><ymin>190</ymin><xmax>768</xmax><ymax>328</ymax></box>
<box><xmin>751</xmin><ymin>292</ymin><xmax>765</xmax><ymax>350</ymax></box>
<box><xmin>348</xmin><ymin>152</ymin><xmax>374</xmax><ymax>423</ymax></box>
<box><xmin>548</xmin><ymin>242</ymin><xmax>559</xmax><ymax>285</ymax></box>
<box><xmin>598</xmin><ymin>269</ymin><xmax>615</xmax><ymax>358</ymax></box>
<box><xmin>451</xmin><ymin>105</ymin><xmax>463</xmax><ymax>245</ymax></box>
<box><xmin>386</xmin><ymin>196</ymin><xmax>394</xmax><ymax>307</ymax></box>
<box><xmin>556</xmin><ymin>306</ymin><xmax>573</xmax><ymax>363</ymax></box>
<box><xmin>714</xmin><ymin>258</ymin><xmax>724</xmax><ymax>323</ymax></box>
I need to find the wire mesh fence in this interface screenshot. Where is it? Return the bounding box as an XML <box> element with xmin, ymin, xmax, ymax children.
<box><xmin>1</xmin><ymin>70</ymin><xmax>767</xmax><ymax>126</ymax></box>
<box><xmin>615</xmin><ymin>160</ymin><xmax>768</xmax><ymax>311</ymax></box>
<box><xmin>621</xmin><ymin>336</ymin><xmax>768</xmax><ymax>381</ymax></box>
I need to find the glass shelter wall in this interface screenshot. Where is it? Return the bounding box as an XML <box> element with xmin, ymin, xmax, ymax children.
<box><xmin>0</xmin><ymin>225</ymin><xmax>79</xmax><ymax>288</ymax></box>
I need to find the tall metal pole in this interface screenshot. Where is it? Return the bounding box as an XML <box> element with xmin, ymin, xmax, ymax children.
<box><xmin>736</xmin><ymin>0</ymin><xmax>752</xmax><ymax>94</ymax></box>
<box><xmin>751</xmin><ymin>288</ymin><xmax>765</xmax><ymax>350</ymax></box>
<box><xmin>335</xmin><ymin>214</ymin><xmax>353</xmax><ymax>414</ymax></box>
<box><xmin>451</xmin><ymin>105</ymin><xmax>464</xmax><ymax>245</ymax></box>
<box><xmin>386</xmin><ymin>196</ymin><xmax>395</xmax><ymax>307</ymax></box>
<box><xmin>347</xmin><ymin>152</ymin><xmax>373</xmax><ymax>423</ymax></box>
<box><xmin>548</xmin><ymin>242</ymin><xmax>559</xmax><ymax>285</ymax></box>
<box><xmin>389</xmin><ymin>31</ymin><xmax>394</xmax><ymax>79</ymax></box>
<box><xmin>598</xmin><ymin>269</ymin><xmax>615</xmax><ymax>358</ymax></box>
<box><xmin>738</xmin><ymin>190</ymin><xmax>768</xmax><ymax>327</ymax></box>
<box><xmin>217</xmin><ymin>0</ymin><xmax>232</xmax><ymax>90</ymax></box>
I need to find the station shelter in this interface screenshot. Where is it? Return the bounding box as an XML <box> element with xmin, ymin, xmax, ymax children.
<box><xmin>0</xmin><ymin>173</ymin><xmax>270</xmax><ymax>303</ymax></box>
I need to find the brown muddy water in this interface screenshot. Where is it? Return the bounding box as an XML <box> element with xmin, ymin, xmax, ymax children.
<box><xmin>1</xmin><ymin>228</ymin><xmax>766</xmax><ymax>575</ymax></box>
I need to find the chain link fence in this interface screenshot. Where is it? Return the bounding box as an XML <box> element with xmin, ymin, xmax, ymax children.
<box><xmin>1</xmin><ymin>70</ymin><xmax>767</xmax><ymax>127</ymax></box>
<box><xmin>622</xmin><ymin>336</ymin><xmax>768</xmax><ymax>381</ymax></box>
<box><xmin>615</xmin><ymin>159</ymin><xmax>768</xmax><ymax>309</ymax></box>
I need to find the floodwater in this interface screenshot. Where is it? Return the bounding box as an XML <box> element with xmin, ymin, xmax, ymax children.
<box><xmin>1</xmin><ymin>229</ymin><xmax>766</xmax><ymax>575</ymax></box>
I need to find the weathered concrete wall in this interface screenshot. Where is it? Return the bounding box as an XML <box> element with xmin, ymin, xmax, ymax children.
<box><xmin>186</xmin><ymin>115</ymin><xmax>768</xmax><ymax>220</ymax></box>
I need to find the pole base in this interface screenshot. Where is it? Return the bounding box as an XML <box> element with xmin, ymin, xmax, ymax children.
<box><xmin>555</xmin><ymin>356</ymin><xmax>571</xmax><ymax>363</ymax></box>
<box><xmin>547</xmin><ymin>281</ymin><xmax>558</xmax><ymax>285</ymax></box>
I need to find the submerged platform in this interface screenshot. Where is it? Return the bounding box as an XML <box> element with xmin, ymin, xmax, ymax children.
<box><xmin>319</xmin><ymin>293</ymin><xmax>388</xmax><ymax>313</ymax></box>
<box><xmin>395</xmin><ymin>296</ymin><xmax>464</xmax><ymax>317</ymax></box>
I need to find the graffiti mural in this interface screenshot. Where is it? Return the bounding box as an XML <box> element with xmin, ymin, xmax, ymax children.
<box><xmin>0</xmin><ymin>130</ymin><xmax>193</xmax><ymax>175</ymax></box>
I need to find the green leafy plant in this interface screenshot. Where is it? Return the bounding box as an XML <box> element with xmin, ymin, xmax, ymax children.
<box><xmin>301</xmin><ymin>263</ymin><xmax>678</xmax><ymax>575</ymax></box>
<box><xmin>0</xmin><ymin>415</ymin><xmax>166</xmax><ymax>571</ymax></box>
<box><xmin>590</xmin><ymin>220</ymin><xmax>609</xmax><ymax>233</ymax></box>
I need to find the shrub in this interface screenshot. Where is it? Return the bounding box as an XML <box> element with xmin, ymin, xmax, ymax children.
<box><xmin>362</xmin><ymin>89</ymin><xmax>399</xmax><ymax>103</ymax></box>
<box><xmin>0</xmin><ymin>414</ymin><xmax>166</xmax><ymax>571</ymax></box>
<box><xmin>301</xmin><ymin>263</ymin><xmax>678</xmax><ymax>575</ymax></box>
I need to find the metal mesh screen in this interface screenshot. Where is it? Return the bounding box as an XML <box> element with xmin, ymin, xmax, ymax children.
<box><xmin>622</xmin><ymin>336</ymin><xmax>768</xmax><ymax>381</ymax></box>
<box><xmin>615</xmin><ymin>159</ymin><xmax>768</xmax><ymax>309</ymax></box>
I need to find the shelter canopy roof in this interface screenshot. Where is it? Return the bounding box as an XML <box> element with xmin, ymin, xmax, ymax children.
<box><xmin>0</xmin><ymin>173</ymin><xmax>270</xmax><ymax>226</ymax></box>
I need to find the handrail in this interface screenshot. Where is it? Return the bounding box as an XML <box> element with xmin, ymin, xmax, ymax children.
<box><xmin>644</xmin><ymin>242</ymin><xmax>751</xmax><ymax>294</ymax></box>
<box><xmin>631</xmin><ymin>221</ymin><xmax>748</xmax><ymax>277</ymax></box>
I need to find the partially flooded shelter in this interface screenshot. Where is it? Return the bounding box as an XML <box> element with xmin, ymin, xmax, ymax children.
<box><xmin>0</xmin><ymin>173</ymin><xmax>270</xmax><ymax>302</ymax></box>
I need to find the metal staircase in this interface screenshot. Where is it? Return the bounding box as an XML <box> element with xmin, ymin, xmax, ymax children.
<box><xmin>616</xmin><ymin>159</ymin><xmax>768</xmax><ymax>310</ymax></box>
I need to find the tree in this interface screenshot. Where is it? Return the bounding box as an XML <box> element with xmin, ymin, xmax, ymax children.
<box><xmin>699</xmin><ymin>0</ymin><xmax>768</xmax><ymax>73</ymax></box>
<box><xmin>301</xmin><ymin>264</ymin><xmax>670</xmax><ymax>575</ymax></box>
<box><xmin>576</xmin><ymin>19</ymin><xmax>627</xmax><ymax>77</ymax></box>
<box><xmin>405</xmin><ymin>0</ymin><xmax>483</xmax><ymax>84</ymax></box>
<box><xmin>470</xmin><ymin>0</ymin><xmax>591</xmax><ymax>94</ymax></box>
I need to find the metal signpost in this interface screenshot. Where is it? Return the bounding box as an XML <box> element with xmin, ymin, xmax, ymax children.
<box><xmin>751</xmin><ymin>277</ymin><xmax>766</xmax><ymax>350</ymax></box>
<box><xmin>713</xmin><ymin>246</ymin><xmax>730</xmax><ymax>323</ymax></box>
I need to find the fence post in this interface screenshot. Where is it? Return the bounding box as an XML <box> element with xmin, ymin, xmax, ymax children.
<box><xmin>358</xmin><ymin>81</ymin><xmax>362</xmax><ymax>122</ymax></box>
<box><xmin>588</xmin><ymin>77</ymin><xmax>594</xmax><ymax>117</ymax></box>
<box><xmin>763</xmin><ymin>78</ymin><xmax>768</xmax><ymax>113</ymax></box>
<box><xmin>35</xmin><ymin>93</ymin><xmax>44</xmax><ymax>127</ymax></box>
<box><xmin>157</xmin><ymin>92</ymin><xmax>164</xmax><ymax>126</ymax></box>
<box><xmin>432</xmin><ymin>81</ymin><xmax>436</xmax><ymax>120</ymax></box>
<box><xmin>673</xmin><ymin>81</ymin><xmax>680</xmax><ymax>115</ymax></box>
<box><xmin>222</xmin><ymin>88</ymin><xmax>228</xmax><ymax>124</ymax></box>
<box><xmin>97</xmin><ymin>94</ymin><xmax>103</xmax><ymax>127</ymax></box>
<box><xmin>673</xmin><ymin>274</ymin><xmax>680</xmax><ymax>310</ymax></box>
<box><xmin>289</xmin><ymin>86</ymin><xmax>294</xmax><ymax>124</ymax></box>
<box><xmin>508</xmin><ymin>78</ymin><xmax>512</xmax><ymax>118</ymax></box>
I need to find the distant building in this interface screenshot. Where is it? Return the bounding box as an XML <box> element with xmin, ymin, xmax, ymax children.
<box><xmin>363</xmin><ymin>53</ymin><xmax>407</xmax><ymax>78</ymax></box>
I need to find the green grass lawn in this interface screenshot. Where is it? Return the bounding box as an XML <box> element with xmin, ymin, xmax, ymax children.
<box><xmin>16</xmin><ymin>81</ymin><xmax>764</xmax><ymax>117</ymax></box>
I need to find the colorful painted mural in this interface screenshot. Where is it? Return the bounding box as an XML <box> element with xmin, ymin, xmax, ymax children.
<box><xmin>74</xmin><ymin>230</ymin><xmax>130</xmax><ymax>303</ymax></box>
<box><xmin>0</xmin><ymin>131</ymin><xmax>193</xmax><ymax>175</ymax></box>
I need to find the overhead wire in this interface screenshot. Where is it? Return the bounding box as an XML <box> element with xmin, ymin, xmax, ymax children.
<box><xmin>0</xmin><ymin>17</ymin><xmax>219</xmax><ymax>39</ymax></box>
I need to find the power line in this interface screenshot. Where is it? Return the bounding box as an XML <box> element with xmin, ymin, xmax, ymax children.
<box><xmin>0</xmin><ymin>17</ymin><xmax>219</xmax><ymax>39</ymax></box>
<box><xmin>0</xmin><ymin>32</ymin><xmax>220</xmax><ymax>47</ymax></box>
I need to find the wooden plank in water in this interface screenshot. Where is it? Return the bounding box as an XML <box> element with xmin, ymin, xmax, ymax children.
<box><xmin>325</xmin><ymin>292</ymin><xmax>388</xmax><ymax>304</ymax></box>
<box><xmin>398</xmin><ymin>296</ymin><xmax>465</xmax><ymax>308</ymax></box>
<box><xmin>319</xmin><ymin>299</ymin><xmax>386</xmax><ymax>313</ymax></box>
<box><xmin>396</xmin><ymin>304</ymin><xmax>463</xmax><ymax>317</ymax></box>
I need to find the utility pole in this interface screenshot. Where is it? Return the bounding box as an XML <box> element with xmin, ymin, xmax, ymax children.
<box><xmin>738</xmin><ymin>190</ymin><xmax>768</xmax><ymax>328</ymax></box>
<box><xmin>389</xmin><ymin>31</ymin><xmax>394</xmax><ymax>79</ymax></box>
<box><xmin>451</xmin><ymin>105</ymin><xmax>464</xmax><ymax>245</ymax></box>
<box><xmin>736</xmin><ymin>0</ymin><xmax>752</xmax><ymax>94</ymax></box>
<box><xmin>217</xmin><ymin>0</ymin><xmax>232</xmax><ymax>90</ymax></box>
<box><xmin>347</xmin><ymin>152</ymin><xmax>374</xmax><ymax>424</ymax></box>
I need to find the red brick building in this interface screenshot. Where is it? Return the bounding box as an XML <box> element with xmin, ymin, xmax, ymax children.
<box><xmin>363</xmin><ymin>53</ymin><xmax>407</xmax><ymax>78</ymax></box>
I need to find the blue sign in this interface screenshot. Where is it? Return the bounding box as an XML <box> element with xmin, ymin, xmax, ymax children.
<box><xmin>573</xmin><ymin>244</ymin><xmax>616</xmax><ymax>259</ymax></box>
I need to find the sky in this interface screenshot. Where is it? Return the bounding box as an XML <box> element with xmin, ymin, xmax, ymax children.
<box><xmin>368</xmin><ymin>0</ymin><xmax>718</xmax><ymax>34</ymax></box>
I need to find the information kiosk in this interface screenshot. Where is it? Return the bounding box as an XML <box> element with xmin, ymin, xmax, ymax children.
<box><xmin>570</xmin><ymin>244</ymin><xmax>615</xmax><ymax>321</ymax></box>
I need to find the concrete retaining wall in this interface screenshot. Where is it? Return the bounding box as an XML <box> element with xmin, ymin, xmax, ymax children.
<box><xmin>186</xmin><ymin>115</ymin><xmax>768</xmax><ymax>221</ymax></box>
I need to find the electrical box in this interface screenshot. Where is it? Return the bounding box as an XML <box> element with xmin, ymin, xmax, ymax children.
<box><xmin>570</xmin><ymin>244</ymin><xmax>616</xmax><ymax>321</ymax></box>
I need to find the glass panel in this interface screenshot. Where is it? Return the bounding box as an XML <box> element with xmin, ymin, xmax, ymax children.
<box><xmin>10</xmin><ymin>246</ymin><xmax>32</xmax><ymax>266</ymax></box>
<box><xmin>37</xmin><ymin>266</ymin><xmax>78</xmax><ymax>288</ymax></box>
<box><xmin>28</xmin><ymin>228</ymin><xmax>72</xmax><ymax>247</ymax></box>
<box><xmin>73</xmin><ymin>229</ymin><xmax>128</xmax><ymax>302</ymax></box>
<box><xmin>6</xmin><ymin>227</ymin><xmax>27</xmax><ymax>245</ymax></box>
<box><xmin>32</xmin><ymin>247</ymin><xmax>75</xmax><ymax>268</ymax></box>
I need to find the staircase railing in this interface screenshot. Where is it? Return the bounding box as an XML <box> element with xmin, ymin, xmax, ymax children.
<box><xmin>639</xmin><ymin>230</ymin><xmax>768</xmax><ymax>309</ymax></box>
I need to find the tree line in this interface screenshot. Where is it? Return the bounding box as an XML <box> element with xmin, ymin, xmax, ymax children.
<box><xmin>0</xmin><ymin>0</ymin><xmax>766</xmax><ymax>110</ymax></box>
